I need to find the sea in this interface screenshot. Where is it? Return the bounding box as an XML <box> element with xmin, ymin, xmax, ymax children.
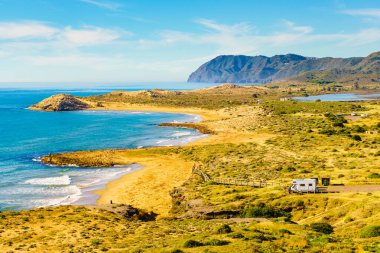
<box><xmin>0</xmin><ymin>84</ymin><xmax>211</xmax><ymax>211</ymax></box>
<box><xmin>293</xmin><ymin>93</ymin><xmax>380</xmax><ymax>102</ymax></box>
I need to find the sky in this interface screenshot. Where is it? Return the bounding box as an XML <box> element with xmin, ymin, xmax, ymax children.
<box><xmin>0</xmin><ymin>0</ymin><xmax>380</xmax><ymax>84</ymax></box>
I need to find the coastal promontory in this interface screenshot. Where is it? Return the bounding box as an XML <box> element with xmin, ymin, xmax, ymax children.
<box><xmin>29</xmin><ymin>94</ymin><xmax>92</xmax><ymax>111</ymax></box>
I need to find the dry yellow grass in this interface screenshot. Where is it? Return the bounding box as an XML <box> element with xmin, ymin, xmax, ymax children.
<box><xmin>41</xmin><ymin>99</ymin><xmax>380</xmax><ymax>218</ymax></box>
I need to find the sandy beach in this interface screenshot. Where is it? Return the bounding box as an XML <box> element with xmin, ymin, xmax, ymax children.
<box><xmin>90</xmin><ymin>104</ymin><xmax>219</xmax><ymax>217</ymax></box>
<box><xmin>43</xmin><ymin>103</ymin><xmax>271</xmax><ymax>217</ymax></box>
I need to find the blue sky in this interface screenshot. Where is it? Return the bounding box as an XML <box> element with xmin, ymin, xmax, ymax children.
<box><xmin>0</xmin><ymin>0</ymin><xmax>379</xmax><ymax>83</ymax></box>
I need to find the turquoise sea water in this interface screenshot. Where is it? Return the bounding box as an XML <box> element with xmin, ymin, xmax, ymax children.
<box><xmin>0</xmin><ymin>89</ymin><xmax>206</xmax><ymax>211</ymax></box>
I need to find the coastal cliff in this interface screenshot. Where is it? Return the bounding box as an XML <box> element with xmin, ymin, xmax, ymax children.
<box><xmin>29</xmin><ymin>94</ymin><xmax>92</xmax><ymax>111</ymax></box>
<box><xmin>188</xmin><ymin>51</ymin><xmax>380</xmax><ymax>83</ymax></box>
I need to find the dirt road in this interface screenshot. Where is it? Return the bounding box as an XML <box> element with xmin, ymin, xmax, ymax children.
<box><xmin>327</xmin><ymin>185</ymin><xmax>380</xmax><ymax>193</ymax></box>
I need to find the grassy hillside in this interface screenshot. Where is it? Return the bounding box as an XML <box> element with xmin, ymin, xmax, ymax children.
<box><xmin>2</xmin><ymin>84</ymin><xmax>380</xmax><ymax>252</ymax></box>
<box><xmin>1</xmin><ymin>205</ymin><xmax>379</xmax><ymax>253</ymax></box>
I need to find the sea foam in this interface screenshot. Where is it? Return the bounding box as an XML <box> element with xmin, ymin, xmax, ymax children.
<box><xmin>172</xmin><ymin>131</ymin><xmax>192</xmax><ymax>137</ymax></box>
<box><xmin>24</xmin><ymin>175</ymin><xmax>71</xmax><ymax>186</ymax></box>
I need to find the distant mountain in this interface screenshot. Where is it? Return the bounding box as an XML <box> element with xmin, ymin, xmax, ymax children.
<box><xmin>188</xmin><ymin>52</ymin><xmax>380</xmax><ymax>83</ymax></box>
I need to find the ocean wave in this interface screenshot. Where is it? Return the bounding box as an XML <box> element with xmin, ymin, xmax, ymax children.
<box><xmin>32</xmin><ymin>157</ymin><xmax>41</xmax><ymax>162</ymax></box>
<box><xmin>24</xmin><ymin>175</ymin><xmax>71</xmax><ymax>186</ymax></box>
<box><xmin>4</xmin><ymin>185</ymin><xmax>79</xmax><ymax>196</ymax></box>
<box><xmin>129</xmin><ymin>111</ymin><xmax>152</xmax><ymax>115</ymax></box>
<box><xmin>32</xmin><ymin>186</ymin><xmax>82</xmax><ymax>207</ymax></box>
<box><xmin>171</xmin><ymin>131</ymin><xmax>192</xmax><ymax>137</ymax></box>
<box><xmin>66</xmin><ymin>164</ymin><xmax>79</xmax><ymax>167</ymax></box>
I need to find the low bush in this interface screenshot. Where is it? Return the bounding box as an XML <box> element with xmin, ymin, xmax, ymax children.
<box><xmin>279</xmin><ymin>228</ymin><xmax>293</xmax><ymax>235</ymax></box>
<box><xmin>360</xmin><ymin>225</ymin><xmax>380</xmax><ymax>238</ymax></box>
<box><xmin>307</xmin><ymin>234</ymin><xmax>334</xmax><ymax>247</ymax></box>
<box><xmin>368</xmin><ymin>173</ymin><xmax>380</xmax><ymax>179</ymax></box>
<box><xmin>277</xmin><ymin>166</ymin><xmax>296</xmax><ymax>173</ymax></box>
<box><xmin>183</xmin><ymin>240</ymin><xmax>203</xmax><ymax>248</ymax></box>
<box><xmin>310</xmin><ymin>223</ymin><xmax>334</xmax><ymax>234</ymax></box>
<box><xmin>241</xmin><ymin>204</ymin><xmax>291</xmax><ymax>219</ymax></box>
<box><xmin>205</xmin><ymin>239</ymin><xmax>230</xmax><ymax>246</ymax></box>
<box><xmin>230</xmin><ymin>233</ymin><xmax>245</xmax><ymax>238</ymax></box>
<box><xmin>344</xmin><ymin>217</ymin><xmax>354</xmax><ymax>223</ymax></box>
<box><xmin>216</xmin><ymin>224</ymin><xmax>232</xmax><ymax>234</ymax></box>
<box><xmin>351</xmin><ymin>125</ymin><xmax>366</xmax><ymax>133</ymax></box>
<box><xmin>320</xmin><ymin>128</ymin><xmax>336</xmax><ymax>136</ymax></box>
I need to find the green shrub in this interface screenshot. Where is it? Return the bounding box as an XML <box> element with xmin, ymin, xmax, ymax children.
<box><xmin>360</xmin><ymin>225</ymin><xmax>380</xmax><ymax>238</ymax></box>
<box><xmin>352</xmin><ymin>135</ymin><xmax>362</xmax><ymax>141</ymax></box>
<box><xmin>230</xmin><ymin>233</ymin><xmax>245</xmax><ymax>239</ymax></box>
<box><xmin>368</xmin><ymin>173</ymin><xmax>380</xmax><ymax>179</ymax></box>
<box><xmin>344</xmin><ymin>217</ymin><xmax>354</xmax><ymax>223</ymax></box>
<box><xmin>310</xmin><ymin>223</ymin><xmax>334</xmax><ymax>234</ymax></box>
<box><xmin>91</xmin><ymin>239</ymin><xmax>102</xmax><ymax>247</ymax></box>
<box><xmin>278</xmin><ymin>166</ymin><xmax>296</xmax><ymax>173</ymax></box>
<box><xmin>320</xmin><ymin>128</ymin><xmax>336</xmax><ymax>136</ymax></box>
<box><xmin>183</xmin><ymin>240</ymin><xmax>203</xmax><ymax>248</ymax></box>
<box><xmin>204</xmin><ymin>239</ymin><xmax>230</xmax><ymax>246</ymax></box>
<box><xmin>279</xmin><ymin>228</ymin><xmax>293</xmax><ymax>235</ymax></box>
<box><xmin>216</xmin><ymin>224</ymin><xmax>232</xmax><ymax>234</ymax></box>
<box><xmin>307</xmin><ymin>234</ymin><xmax>334</xmax><ymax>246</ymax></box>
<box><xmin>241</xmin><ymin>204</ymin><xmax>291</xmax><ymax>219</ymax></box>
<box><xmin>351</xmin><ymin>125</ymin><xmax>366</xmax><ymax>133</ymax></box>
<box><xmin>324</xmin><ymin>113</ymin><xmax>347</xmax><ymax>127</ymax></box>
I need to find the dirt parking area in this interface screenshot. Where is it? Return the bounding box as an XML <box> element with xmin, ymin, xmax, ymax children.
<box><xmin>327</xmin><ymin>185</ymin><xmax>380</xmax><ymax>193</ymax></box>
<box><xmin>344</xmin><ymin>115</ymin><xmax>362</xmax><ymax>121</ymax></box>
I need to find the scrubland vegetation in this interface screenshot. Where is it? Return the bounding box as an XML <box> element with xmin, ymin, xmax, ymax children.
<box><xmin>2</xmin><ymin>83</ymin><xmax>380</xmax><ymax>252</ymax></box>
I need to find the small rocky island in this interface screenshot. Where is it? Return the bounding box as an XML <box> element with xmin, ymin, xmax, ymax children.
<box><xmin>29</xmin><ymin>94</ymin><xmax>92</xmax><ymax>111</ymax></box>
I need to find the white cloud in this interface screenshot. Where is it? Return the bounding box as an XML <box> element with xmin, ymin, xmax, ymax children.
<box><xmin>282</xmin><ymin>20</ymin><xmax>313</xmax><ymax>34</ymax></box>
<box><xmin>80</xmin><ymin>0</ymin><xmax>122</xmax><ymax>11</ymax></box>
<box><xmin>195</xmin><ymin>18</ymin><xmax>252</xmax><ymax>35</ymax></box>
<box><xmin>339</xmin><ymin>28</ymin><xmax>380</xmax><ymax>46</ymax></box>
<box><xmin>0</xmin><ymin>21</ymin><xmax>130</xmax><ymax>48</ymax></box>
<box><xmin>142</xmin><ymin>19</ymin><xmax>380</xmax><ymax>56</ymax></box>
<box><xmin>0</xmin><ymin>21</ymin><xmax>58</xmax><ymax>39</ymax></box>
<box><xmin>136</xmin><ymin>19</ymin><xmax>259</xmax><ymax>55</ymax></box>
<box><xmin>1</xmin><ymin>18</ymin><xmax>380</xmax><ymax>83</ymax></box>
<box><xmin>342</xmin><ymin>8</ymin><xmax>380</xmax><ymax>18</ymax></box>
<box><xmin>61</xmin><ymin>27</ymin><xmax>124</xmax><ymax>45</ymax></box>
<box><xmin>137</xmin><ymin>19</ymin><xmax>315</xmax><ymax>55</ymax></box>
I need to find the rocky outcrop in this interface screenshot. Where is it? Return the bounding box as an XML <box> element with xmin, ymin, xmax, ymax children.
<box><xmin>29</xmin><ymin>94</ymin><xmax>92</xmax><ymax>111</ymax></box>
<box><xmin>188</xmin><ymin>52</ymin><xmax>380</xmax><ymax>83</ymax></box>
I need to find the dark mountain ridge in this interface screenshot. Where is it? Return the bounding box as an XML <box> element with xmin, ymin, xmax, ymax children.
<box><xmin>188</xmin><ymin>52</ymin><xmax>379</xmax><ymax>83</ymax></box>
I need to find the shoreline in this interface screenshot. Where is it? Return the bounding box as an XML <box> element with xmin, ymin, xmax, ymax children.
<box><xmin>37</xmin><ymin>104</ymin><xmax>278</xmax><ymax>215</ymax></box>
<box><xmin>72</xmin><ymin>106</ymin><xmax>215</xmax><ymax>216</ymax></box>
<box><xmin>30</xmin><ymin>99</ymin><xmax>272</xmax><ymax>215</ymax></box>
<box><xmin>89</xmin><ymin>102</ymin><xmax>222</xmax><ymax>121</ymax></box>
<box><xmin>11</xmin><ymin>107</ymin><xmax>212</xmax><ymax>213</ymax></box>
<box><xmin>72</xmin><ymin>164</ymin><xmax>142</xmax><ymax>206</ymax></box>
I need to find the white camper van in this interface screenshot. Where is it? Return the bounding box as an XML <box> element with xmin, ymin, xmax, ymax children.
<box><xmin>288</xmin><ymin>178</ymin><xmax>318</xmax><ymax>193</ymax></box>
